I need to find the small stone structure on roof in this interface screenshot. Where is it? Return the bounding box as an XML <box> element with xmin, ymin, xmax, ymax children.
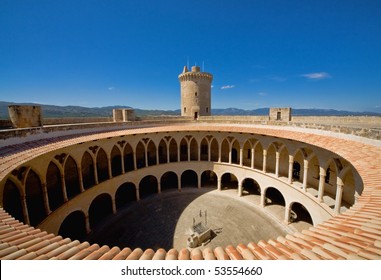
<box><xmin>269</xmin><ymin>107</ymin><xmax>292</xmax><ymax>121</ymax></box>
<box><xmin>113</xmin><ymin>108</ymin><xmax>135</xmax><ymax>122</ymax></box>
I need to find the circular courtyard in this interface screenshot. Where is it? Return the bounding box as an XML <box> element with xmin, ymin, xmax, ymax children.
<box><xmin>86</xmin><ymin>188</ymin><xmax>295</xmax><ymax>250</ymax></box>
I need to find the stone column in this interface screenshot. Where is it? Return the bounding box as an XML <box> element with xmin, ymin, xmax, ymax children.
<box><xmin>239</xmin><ymin>148</ymin><xmax>243</xmax><ymax>166</ymax></box>
<box><xmin>178</xmin><ymin>176</ymin><xmax>182</xmax><ymax>192</ymax></box>
<box><xmin>318</xmin><ymin>167</ymin><xmax>326</xmax><ymax>202</ymax></box>
<box><xmin>262</xmin><ymin>149</ymin><xmax>267</xmax><ymax>173</ymax></box>
<box><xmin>275</xmin><ymin>152</ymin><xmax>280</xmax><ymax>177</ymax></box>
<box><xmin>238</xmin><ymin>180</ymin><xmax>243</xmax><ymax>197</ymax></box>
<box><xmin>187</xmin><ymin>142</ymin><xmax>191</xmax><ymax>162</ymax></box>
<box><xmin>228</xmin><ymin>146</ymin><xmax>232</xmax><ymax>164</ymax></box>
<box><xmin>121</xmin><ymin>154</ymin><xmax>125</xmax><ymax>174</ymax></box>
<box><xmin>284</xmin><ymin>206</ymin><xmax>291</xmax><ymax>224</ymax></box>
<box><xmin>107</xmin><ymin>156</ymin><xmax>112</xmax><ymax>179</ymax></box>
<box><xmin>41</xmin><ymin>182</ymin><xmax>51</xmax><ymax>215</ymax></box>
<box><xmin>302</xmin><ymin>160</ymin><xmax>309</xmax><ymax>192</ymax></box>
<box><xmin>21</xmin><ymin>195</ymin><xmax>30</xmax><ymax>225</ymax></box>
<box><xmin>177</xmin><ymin>145</ymin><xmax>181</xmax><ymax>162</ymax></box>
<box><xmin>158</xmin><ymin>181</ymin><xmax>161</xmax><ymax>194</ymax></box>
<box><xmin>156</xmin><ymin>147</ymin><xmax>160</xmax><ymax>166</ymax></box>
<box><xmin>218</xmin><ymin>145</ymin><xmax>221</xmax><ymax>163</ymax></box>
<box><xmin>61</xmin><ymin>174</ymin><xmax>68</xmax><ymax>202</ymax></box>
<box><xmin>133</xmin><ymin>152</ymin><xmax>137</xmax><ymax>170</ymax></box>
<box><xmin>260</xmin><ymin>190</ymin><xmax>266</xmax><ymax>208</ymax></box>
<box><xmin>111</xmin><ymin>197</ymin><xmax>117</xmax><ymax>214</ymax></box>
<box><xmin>167</xmin><ymin>144</ymin><xmax>170</xmax><ymax>163</ymax></box>
<box><xmin>78</xmin><ymin>166</ymin><xmax>84</xmax><ymax>192</ymax></box>
<box><xmin>145</xmin><ymin>147</ymin><xmax>148</xmax><ymax>167</ymax></box>
<box><xmin>136</xmin><ymin>187</ymin><xmax>140</xmax><ymax>201</ymax></box>
<box><xmin>217</xmin><ymin>177</ymin><xmax>222</xmax><ymax>191</ymax></box>
<box><xmin>208</xmin><ymin>143</ymin><xmax>211</xmax><ymax>162</ymax></box>
<box><xmin>288</xmin><ymin>155</ymin><xmax>294</xmax><ymax>184</ymax></box>
<box><xmin>251</xmin><ymin>148</ymin><xmax>255</xmax><ymax>169</ymax></box>
<box><xmin>85</xmin><ymin>215</ymin><xmax>91</xmax><ymax>234</ymax></box>
<box><xmin>94</xmin><ymin>163</ymin><xmax>99</xmax><ymax>185</ymax></box>
<box><xmin>334</xmin><ymin>179</ymin><xmax>344</xmax><ymax>214</ymax></box>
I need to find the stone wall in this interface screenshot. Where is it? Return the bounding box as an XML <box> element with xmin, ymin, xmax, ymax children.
<box><xmin>8</xmin><ymin>105</ymin><xmax>43</xmax><ymax>128</ymax></box>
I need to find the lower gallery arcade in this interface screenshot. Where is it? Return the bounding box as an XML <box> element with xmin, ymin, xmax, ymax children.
<box><xmin>1</xmin><ymin>128</ymin><xmax>361</xmax><ymax>250</ymax></box>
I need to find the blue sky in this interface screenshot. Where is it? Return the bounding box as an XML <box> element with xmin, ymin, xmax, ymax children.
<box><xmin>1</xmin><ymin>0</ymin><xmax>381</xmax><ymax>112</ymax></box>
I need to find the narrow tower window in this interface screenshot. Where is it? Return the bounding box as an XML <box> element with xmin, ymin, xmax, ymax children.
<box><xmin>195</xmin><ymin>92</ymin><xmax>198</xmax><ymax>96</ymax></box>
<box><xmin>184</xmin><ymin>107</ymin><xmax>187</xmax><ymax>113</ymax></box>
<box><xmin>206</xmin><ymin>107</ymin><xmax>209</xmax><ymax>113</ymax></box>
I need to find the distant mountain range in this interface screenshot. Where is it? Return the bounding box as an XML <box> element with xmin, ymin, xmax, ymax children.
<box><xmin>1</xmin><ymin>101</ymin><xmax>380</xmax><ymax>119</ymax></box>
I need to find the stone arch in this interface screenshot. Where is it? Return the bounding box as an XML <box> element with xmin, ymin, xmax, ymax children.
<box><xmin>147</xmin><ymin>140</ymin><xmax>157</xmax><ymax>166</ymax></box>
<box><xmin>340</xmin><ymin>166</ymin><xmax>356</xmax><ymax>207</ymax></box>
<box><xmin>324</xmin><ymin>158</ymin><xmax>339</xmax><ymax>198</ymax></box>
<box><xmin>25</xmin><ymin>169</ymin><xmax>45</xmax><ymax>226</ymax></box>
<box><xmin>46</xmin><ymin>161</ymin><xmax>64</xmax><ymax>211</ymax></box>
<box><xmin>58</xmin><ymin>210</ymin><xmax>87</xmax><ymax>241</ymax></box>
<box><xmin>221</xmin><ymin>139</ymin><xmax>229</xmax><ymax>163</ymax></box>
<box><xmin>254</xmin><ymin>142</ymin><xmax>263</xmax><ymax>170</ymax></box>
<box><xmin>139</xmin><ymin>175</ymin><xmax>158</xmax><ymax>199</ymax></box>
<box><xmin>181</xmin><ymin>170</ymin><xmax>198</xmax><ymax>188</ymax></box>
<box><xmin>242</xmin><ymin>139</ymin><xmax>253</xmax><ymax>167</ymax></box>
<box><xmin>289</xmin><ymin>202</ymin><xmax>313</xmax><ymax>225</ymax></box>
<box><xmin>160</xmin><ymin>171</ymin><xmax>178</xmax><ymax>191</ymax></box>
<box><xmin>189</xmin><ymin>138</ymin><xmax>198</xmax><ymax>161</ymax></box>
<box><xmin>169</xmin><ymin>138</ymin><xmax>178</xmax><ymax>162</ymax></box>
<box><xmin>3</xmin><ymin>178</ymin><xmax>24</xmax><ymax>223</ymax></box>
<box><xmin>81</xmin><ymin>151</ymin><xmax>95</xmax><ymax>190</ymax></box>
<box><xmin>266</xmin><ymin>143</ymin><xmax>277</xmax><ymax>174</ymax></box>
<box><xmin>115</xmin><ymin>182</ymin><xmax>136</xmax><ymax>210</ymax></box>
<box><xmin>111</xmin><ymin>145</ymin><xmax>122</xmax><ymax>177</ymax></box>
<box><xmin>158</xmin><ymin>139</ymin><xmax>167</xmax><ymax>164</ymax></box>
<box><xmin>180</xmin><ymin>138</ymin><xmax>188</xmax><ymax>161</ymax></box>
<box><xmin>96</xmin><ymin>148</ymin><xmax>109</xmax><ymax>183</ymax></box>
<box><xmin>201</xmin><ymin>170</ymin><xmax>217</xmax><ymax>188</ymax></box>
<box><xmin>89</xmin><ymin>193</ymin><xmax>113</xmax><ymax>229</ymax></box>
<box><xmin>264</xmin><ymin>187</ymin><xmax>285</xmax><ymax>206</ymax></box>
<box><xmin>221</xmin><ymin>172</ymin><xmax>238</xmax><ymax>190</ymax></box>
<box><xmin>200</xmin><ymin>138</ymin><xmax>209</xmax><ymax>161</ymax></box>
<box><xmin>123</xmin><ymin>143</ymin><xmax>134</xmax><ymax>172</ymax></box>
<box><xmin>278</xmin><ymin>145</ymin><xmax>289</xmax><ymax>178</ymax></box>
<box><xmin>242</xmin><ymin>178</ymin><xmax>261</xmax><ymax>196</ymax></box>
<box><xmin>293</xmin><ymin>150</ymin><xmax>305</xmax><ymax>182</ymax></box>
<box><xmin>210</xmin><ymin>138</ymin><xmax>219</xmax><ymax>162</ymax></box>
<box><xmin>307</xmin><ymin>154</ymin><xmax>320</xmax><ymax>191</ymax></box>
<box><xmin>64</xmin><ymin>156</ymin><xmax>81</xmax><ymax>199</ymax></box>
<box><xmin>231</xmin><ymin>139</ymin><xmax>240</xmax><ymax>164</ymax></box>
<box><xmin>136</xmin><ymin>141</ymin><xmax>146</xmax><ymax>169</ymax></box>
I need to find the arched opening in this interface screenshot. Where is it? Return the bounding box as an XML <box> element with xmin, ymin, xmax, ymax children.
<box><xmin>81</xmin><ymin>151</ymin><xmax>95</xmax><ymax>190</ymax></box>
<box><xmin>242</xmin><ymin>178</ymin><xmax>261</xmax><ymax>196</ymax></box>
<box><xmin>231</xmin><ymin>140</ymin><xmax>240</xmax><ymax>164</ymax></box>
<box><xmin>221</xmin><ymin>139</ymin><xmax>229</xmax><ymax>163</ymax></box>
<box><xmin>96</xmin><ymin>148</ymin><xmax>109</xmax><ymax>183</ymax></box>
<box><xmin>290</xmin><ymin>202</ymin><xmax>313</xmax><ymax>225</ymax></box>
<box><xmin>264</xmin><ymin>187</ymin><xmax>285</xmax><ymax>206</ymax></box>
<box><xmin>46</xmin><ymin>162</ymin><xmax>64</xmax><ymax>211</ymax></box>
<box><xmin>111</xmin><ymin>145</ymin><xmax>122</xmax><ymax>177</ymax></box>
<box><xmin>123</xmin><ymin>143</ymin><xmax>134</xmax><ymax>172</ymax></box>
<box><xmin>254</xmin><ymin>142</ymin><xmax>263</xmax><ymax>170</ymax></box>
<box><xmin>242</xmin><ymin>140</ymin><xmax>253</xmax><ymax>167</ymax></box>
<box><xmin>180</xmin><ymin>138</ymin><xmax>188</xmax><ymax>161</ymax></box>
<box><xmin>292</xmin><ymin>161</ymin><xmax>301</xmax><ymax>181</ymax></box>
<box><xmin>89</xmin><ymin>193</ymin><xmax>113</xmax><ymax>229</ymax></box>
<box><xmin>147</xmin><ymin>140</ymin><xmax>157</xmax><ymax>166</ymax></box>
<box><xmin>181</xmin><ymin>170</ymin><xmax>198</xmax><ymax>188</ymax></box>
<box><xmin>160</xmin><ymin>171</ymin><xmax>178</xmax><ymax>191</ymax></box>
<box><xmin>221</xmin><ymin>173</ymin><xmax>238</xmax><ymax>190</ymax></box>
<box><xmin>189</xmin><ymin>138</ymin><xmax>198</xmax><ymax>161</ymax></box>
<box><xmin>210</xmin><ymin>138</ymin><xmax>219</xmax><ymax>162</ymax></box>
<box><xmin>278</xmin><ymin>146</ymin><xmax>289</xmax><ymax>178</ymax></box>
<box><xmin>158</xmin><ymin>139</ymin><xmax>167</xmax><ymax>164</ymax></box>
<box><xmin>115</xmin><ymin>182</ymin><xmax>136</xmax><ymax>210</ymax></box>
<box><xmin>3</xmin><ymin>179</ymin><xmax>24</xmax><ymax>223</ymax></box>
<box><xmin>139</xmin><ymin>175</ymin><xmax>158</xmax><ymax>199</ymax></box>
<box><xmin>201</xmin><ymin>170</ymin><xmax>217</xmax><ymax>188</ymax></box>
<box><xmin>267</xmin><ymin>144</ymin><xmax>277</xmax><ymax>174</ymax></box>
<box><xmin>200</xmin><ymin>138</ymin><xmax>208</xmax><ymax>161</ymax></box>
<box><xmin>169</xmin><ymin>138</ymin><xmax>178</xmax><ymax>162</ymax></box>
<box><xmin>25</xmin><ymin>169</ymin><xmax>46</xmax><ymax>226</ymax></box>
<box><xmin>64</xmin><ymin>156</ymin><xmax>81</xmax><ymax>199</ymax></box>
<box><xmin>58</xmin><ymin>211</ymin><xmax>87</xmax><ymax>241</ymax></box>
<box><xmin>136</xmin><ymin>142</ymin><xmax>146</xmax><ymax>169</ymax></box>
<box><xmin>307</xmin><ymin>155</ymin><xmax>320</xmax><ymax>192</ymax></box>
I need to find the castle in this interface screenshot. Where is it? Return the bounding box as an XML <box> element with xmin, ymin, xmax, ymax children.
<box><xmin>0</xmin><ymin>67</ymin><xmax>381</xmax><ymax>260</ymax></box>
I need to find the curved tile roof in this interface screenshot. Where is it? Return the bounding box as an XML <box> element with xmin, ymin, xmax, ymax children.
<box><xmin>1</xmin><ymin>123</ymin><xmax>381</xmax><ymax>260</ymax></box>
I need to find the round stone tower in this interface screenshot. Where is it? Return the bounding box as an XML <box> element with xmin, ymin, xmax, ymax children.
<box><xmin>178</xmin><ymin>65</ymin><xmax>213</xmax><ymax>119</ymax></box>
